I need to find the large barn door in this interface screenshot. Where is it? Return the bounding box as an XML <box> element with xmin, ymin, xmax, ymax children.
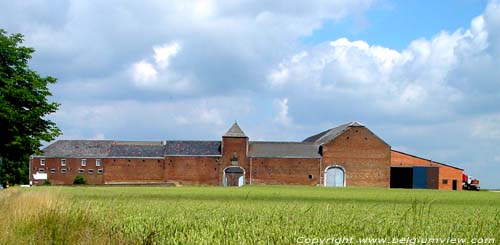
<box><xmin>325</xmin><ymin>166</ymin><xmax>345</xmax><ymax>187</ymax></box>
<box><xmin>223</xmin><ymin>166</ymin><xmax>245</xmax><ymax>187</ymax></box>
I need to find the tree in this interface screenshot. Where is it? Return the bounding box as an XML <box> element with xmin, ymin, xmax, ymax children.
<box><xmin>0</xmin><ymin>29</ymin><xmax>61</xmax><ymax>184</ymax></box>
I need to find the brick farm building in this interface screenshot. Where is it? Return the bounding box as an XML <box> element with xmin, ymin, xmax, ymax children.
<box><xmin>29</xmin><ymin>122</ymin><xmax>465</xmax><ymax>190</ymax></box>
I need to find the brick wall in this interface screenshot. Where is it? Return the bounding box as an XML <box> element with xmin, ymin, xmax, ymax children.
<box><xmin>103</xmin><ymin>158</ymin><xmax>164</xmax><ymax>183</ymax></box>
<box><xmin>165</xmin><ymin>156</ymin><xmax>221</xmax><ymax>185</ymax></box>
<box><xmin>391</xmin><ymin>150</ymin><xmax>463</xmax><ymax>190</ymax></box>
<box><xmin>31</xmin><ymin>157</ymin><xmax>104</xmax><ymax>185</ymax></box>
<box><xmin>321</xmin><ymin>127</ymin><xmax>391</xmax><ymax>187</ymax></box>
<box><xmin>249</xmin><ymin>157</ymin><xmax>320</xmax><ymax>185</ymax></box>
<box><xmin>221</xmin><ymin>137</ymin><xmax>249</xmax><ymax>183</ymax></box>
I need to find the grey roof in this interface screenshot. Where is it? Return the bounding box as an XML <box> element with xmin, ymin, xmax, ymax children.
<box><xmin>39</xmin><ymin>140</ymin><xmax>222</xmax><ymax>158</ymax></box>
<box><xmin>109</xmin><ymin>142</ymin><xmax>165</xmax><ymax>157</ymax></box>
<box><xmin>249</xmin><ymin>141</ymin><xmax>321</xmax><ymax>158</ymax></box>
<box><xmin>164</xmin><ymin>141</ymin><xmax>221</xmax><ymax>156</ymax></box>
<box><xmin>40</xmin><ymin>140</ymin><xmax>113</xmax><ymax>158</ymax></box>
<box><xmin>303</xmin><ymin>121</ymin><xmax>364</xmax><ymax>144</ymax></box>
<box><xmin>223</xmin><ymin>122</ymin><xmax>247</xmax><ymax>137</ymax></box>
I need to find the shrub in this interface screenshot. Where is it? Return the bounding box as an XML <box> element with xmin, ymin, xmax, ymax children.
<box><xmin>73</xmin><ymin>175</ymin><xmax>86</xmax><ymax>185</ymax></box>
<box><xmin>43</xmin><ymin>180</ymin><xmax>51</xmax><ymax>185</ymax></box>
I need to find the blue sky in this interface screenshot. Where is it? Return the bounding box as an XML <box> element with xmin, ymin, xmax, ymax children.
<box><xmin>0</xmin><ymin>0</ymin><xmax>499</xmax><ymax>188</ymax></box>
<box><xmin>305</xmin><ymin>0</ymin><xmax>488</xmax><ymax>50</ymax></box>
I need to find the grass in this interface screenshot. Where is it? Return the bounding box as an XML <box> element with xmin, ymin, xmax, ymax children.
<box><xmin>1</xmin><ymin>186</ymin><xmax>499</xmax><ymax>244</ymax></box>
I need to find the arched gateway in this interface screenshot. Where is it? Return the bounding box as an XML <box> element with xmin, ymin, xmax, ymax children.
<box><xmin>325</xmin><ymin>165</ymin><xmax>345</xmax><ymax>187</ymax></box>
<box><xmin>223</xmin><ymin>166</ymin><xmax>245</xmax><ymax>187</ymax></box>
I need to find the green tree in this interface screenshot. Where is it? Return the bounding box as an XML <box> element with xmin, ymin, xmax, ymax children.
<box><xmin>0</xmin><ymin>29</ymin><xmax>60</xmax><ymax>184</ymax></box>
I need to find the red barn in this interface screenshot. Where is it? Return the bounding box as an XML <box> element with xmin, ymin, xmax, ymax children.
<box><xmin>29</xmin><ymin>121</ymin><xmax>464</xmax><ymax>190</ymax></box>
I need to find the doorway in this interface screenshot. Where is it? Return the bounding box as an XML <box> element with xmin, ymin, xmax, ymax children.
<box><xmin>452</xmin><ymin>179</ymin><xmax>458</xmax><ymax>190</ymax></box>
<box><xmin>223</xmin><ymin>166</ymin><xmax>245</xmax><ymax>187</ymax></box>
<box><xmin>325</xmin><ymin>166</ymin><xmax>345</xmax><ymax>187</ymax></box>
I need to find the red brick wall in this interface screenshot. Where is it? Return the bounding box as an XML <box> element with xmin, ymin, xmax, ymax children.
<box><xmin>165</xmin><ymin>156</ymin><xmax>221</xmax><ymax>185</ymax></box>
<box><xmin>391</xmin><ymin>150</ymin><xmax>463</xmax><ymax>190</ymax></box>
<box><xmin>249</xmin><ymin>157</ymin><xmax>320</xmax><ymax>185</ymax></box>
<box><xmin>221</xmin><ymin>137</ymin><xmax>249</xmax><ymax>183</ymax></box>
<box><xmin>321</xmin><ymin>127</ymin><xmax>391</xmax><ymax>187</ymax></box>
<box><xmin>30</xmin><ymin>157</ymin><xmax>104</xmax><ymax>185</ymax></box>
<box><xmin>103</xmin><ymin>158</ymin><xmax>164</xmax><ymax>183</ymax></box>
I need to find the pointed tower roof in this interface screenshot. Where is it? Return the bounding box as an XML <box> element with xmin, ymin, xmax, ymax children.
<box><xmin>223</xmin><ymin>122</ymin><xmax>247</xmax><ymax>138</ymax></box>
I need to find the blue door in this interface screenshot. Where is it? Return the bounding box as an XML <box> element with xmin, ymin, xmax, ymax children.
<box><xmin>412</xmin><ymin>167</ymin><xmax>427</xmax><ymax>189</ymax></box>
<box><xmin>325</xmin><ymin>167</ymin><xmax>345</xmax><ymax>187</ymax></box>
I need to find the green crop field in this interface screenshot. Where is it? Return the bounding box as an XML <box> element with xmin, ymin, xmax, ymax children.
<box><xmin>1</xmin><ymin>186</ymin><xmax>498</xmax><ymax>244</ymax></box>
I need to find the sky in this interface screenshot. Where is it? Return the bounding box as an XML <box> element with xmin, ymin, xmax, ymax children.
<box><xmin>1</xmin><ymin>0</ymin><xmax>499</xmax><ymax>188</ymax></box>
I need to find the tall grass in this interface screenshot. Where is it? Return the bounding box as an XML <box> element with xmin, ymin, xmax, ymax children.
<box><xmin>0</xmin><ymin>188</ymin><xmax>112</xmax><ymax>244</ymax></box>
<box><xmin>1</xmin><ymin>186</ymin><xmax>499</xmax><ymax>244</ymax></box>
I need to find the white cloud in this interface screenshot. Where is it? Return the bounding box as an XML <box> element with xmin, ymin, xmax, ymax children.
<box><xmin>265</xmin><ymin>5</ymin><xmax>500</xmax><ymax>119</ymax></box>
<box><xmin>129</xmin><ymin>42</ymin><xmax>193</xmax><ymax>92</ymax></box>
<box><xmin>274</xmin><ymin>98</ymin><xmax>292</xmax><ymax>126</ymax></box>
<box><xmin>131</xmin><ymin>60</ymin><xmax>158</xmax><ymax>85</ymax></box>
<box><xmin>153</xmin><ymin>42</ymin><xmax>181</xmax><ymax>69</ymax></box>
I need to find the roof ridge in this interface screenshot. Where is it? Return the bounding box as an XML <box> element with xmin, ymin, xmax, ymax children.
<box><xmin>250</xmin><ymin>141</ymin><xmax>317</xmax><ymax>144</ymax></box>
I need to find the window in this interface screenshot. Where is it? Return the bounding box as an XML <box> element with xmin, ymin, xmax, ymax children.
<box><xmin>78</xmin><ymin>168</ymin><xmax>84</xmax><ymax>174</ymax></box>
<box><xmin>61</xmin><ymin>168</ymin><xmax>67</xmax><ymax>174</ymax></box>
<box><xmin>61</xmin><ymin>159</ymin><xmax>66</xmax><ymax>166</ymax></box>
<box><xmin>38</xmin><ymin>168</ymin><xmax>45</xmax><ymax>172</ymax></box>
<box><xmin>96</xmin><ymin>159</ymin><xmax>101</xmax><ymax>167</ymax></box>
<box><xmin>40</xmin><ymin>159</ymin><xmax>46</xmax><ymax>166</ymax></box>
<box><xmin>442</xmin><ymin>179</ymin><xmax>449</xmax><ymax>185</ymax></box>
<box><xmin>97</xmin><ymin>169</ymin><xmax>103</xmax><ymax>174</ymax></box>
<box><xmin>88</xmin><ymin>169</ymin><xmax>94</xmax><ymax>174</ymax></box>
<box><xmin>81</xmin><ymin>159</ymin><xmax>87</xmax><ymax>167</ymax></box>
<box><xmin>50</xmin><ymin>168</ymin><xmax>56</xmax><ymax>174</ymax></box>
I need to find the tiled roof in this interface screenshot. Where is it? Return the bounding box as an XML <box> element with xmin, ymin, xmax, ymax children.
<box><xmin>223</xmin><ymin>122</ymin><xmax>247</xmax><ymax>137</ymax></box>
<box><xmin>249</xmin><ymin>141</ymin><xmax>321</xmax><ymax>158</ymax></box>
<box><xmin>164</xmin><ymin>141</ymin><xmax>221</xmax><ymax>156</ymax></box>
<box><xmin>40</xmin><ymin>140</ymin><xmax>113</xmax><ymax>158</ymax></box>
<box><xmin>303</xmin><ymin>121</ymin><xmax>364</xmax><ymax>144</ymax></box>
<box><xmin>109</xmin><ymin>142</ymin><xmax>165</xmax><ymax>157</ymax></box>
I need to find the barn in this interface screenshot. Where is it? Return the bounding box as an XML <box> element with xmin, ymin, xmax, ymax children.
<box><xmin>29</xmin><ymin>121</ymin><xmax>464</xmax><ymax>190</ymax></box>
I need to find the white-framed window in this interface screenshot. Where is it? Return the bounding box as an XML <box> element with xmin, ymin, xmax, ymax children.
<box><xmin>38</xmin><ymin>168</ymin><xmax>45</xmax><ymax>172</ymax></box>
<box><xmin>50</xmin><ymin>168</ymin><xmax>56</xmax><ymax>174</ymax></box>
<box><xmin>88</xmin><ymin>169</ymin><xmax>94</xmax><ymax>174</ymax></box>
<box><xmin>96</xmin><ymin>159</ymin><xmax>101</xmax><ymax>167</ymax></box>
<box><xmin>40</xmin><ymin>158</ymin><xmax>46</xmax><ymax>166</ymax></box>
<box><xmin>81</xmin><ymin>159</ymin><xmax>87</xmax><ymax>167</ymax></box>
<box><xmin>78</xmin><ymin>168</ymin><xmax>84</xmax><ymax>174</ymax></box>
<box><xmin>61</xmin><ymin>168</ymin><xmax>67</xmax><ymax>174</ymax></box>
<box><xmin>61</xmin><ymin>159</ymin><xmax>66</xmax><ymax>166</ymax></box>
<box><xmin>97</xmin><ymin>169</ymin><xmax>104</xmax><ymax>174</ymax></box>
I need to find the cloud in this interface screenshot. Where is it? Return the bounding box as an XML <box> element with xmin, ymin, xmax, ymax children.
<box><xmin>128</xmin><ymin>42</ymin><xmax>193</xmax><ymax>92</ymax></box>
<box><xmin>131</xmin><ymin>60</ymin><xmax>158</xmax><ymax>86</ymax></box>
<box><xmin>264</xmin><ymin>3</ymin><xmax>500</xmax><ymax>124</ymax></box>
<box><xmin>153</xmin><ymin>42</ymin><xmax>181</xmax><ymax>69</ymax></box>
<box><xmin>274</xmin><ymin>98</ymin><xmax>292</xmax><ymax>126</ymax></box>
